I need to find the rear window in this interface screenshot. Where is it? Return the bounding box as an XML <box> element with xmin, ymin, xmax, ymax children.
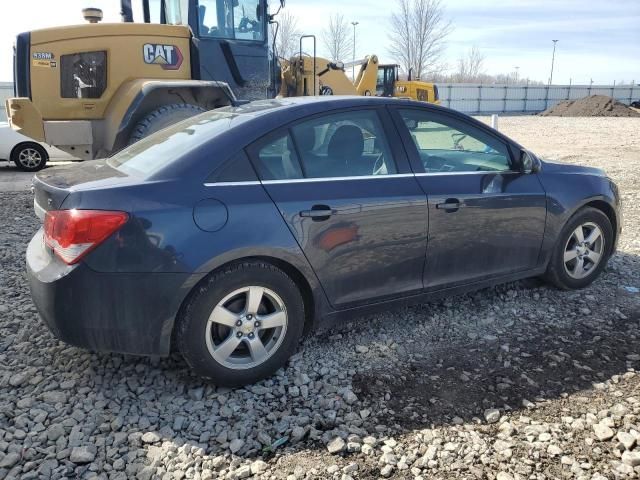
<box><xmin>107</xmin><ymin>111</ymin><xmax>240</xmax><ymax>177</ymax></box>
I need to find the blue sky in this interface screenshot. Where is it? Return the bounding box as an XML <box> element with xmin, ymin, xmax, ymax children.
<box><xmin>0</xmin><ymin>0</ymin><xmax>638</xmax><ymax>84</ymax></box>
<box><xmin>284</xmin><ymin>0</ymin><xmax>640</xmax><ymax>84</ymax></box>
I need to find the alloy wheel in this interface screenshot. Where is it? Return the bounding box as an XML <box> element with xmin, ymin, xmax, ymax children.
<box><xmin>18</xmin><ymin>147</ymin><xmax>43</xmax><ymax>169</ymax></box>
<box><xmin>205</xmin><ymin>286</ymin><xmax>288</xmax><ymax>370</ymax></box>
<box><xmin>563</xmin><ymin>222</ymin><xmax>605</xmax><ymax>279</ymax></box>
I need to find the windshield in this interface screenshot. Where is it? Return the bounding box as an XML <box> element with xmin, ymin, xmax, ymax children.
<box><xmin>198</xmin><ymin>0</ymin><xmax>265</xmax><ymax>41</ymax></box>
<box><xmin>107</xmin><ymin>111</ymin><xmax>238</xmax><ymax>177</ymax></box>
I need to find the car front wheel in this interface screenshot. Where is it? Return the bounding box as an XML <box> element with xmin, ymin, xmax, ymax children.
<box><xmin>545</xmin><ymin>207</ymin><xmax>613</xmax><ymax>289</ymax></box>
<box><xmin>11</xmin><ymin>142</ymin><xmax>48</xmax><ymax>172</ymax></box>
<box><xmin>177</xmin><ymin>261</ymin><xmax>305</xmax><ymax>386</ymax></box>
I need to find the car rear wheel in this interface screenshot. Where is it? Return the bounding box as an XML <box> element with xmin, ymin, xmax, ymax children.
<box><xmin>545</xmin><ymin>207</ymin><xmax>613</xmax><ymax>290</ymax></box>
<box><xmin>11</xmin><ymin>142</ymin><xmax>48</xmax><ymax>172</ymax></box>
<box><xmin>177</xmin><ymin>261</ymin><xmax>305</xmax><ymax>386</ymax></box>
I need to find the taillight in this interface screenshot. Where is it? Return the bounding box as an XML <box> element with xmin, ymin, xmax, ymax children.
<box><xmin>43</xmin><ymin>209</ymin><xmax>128</xmax><ymax>265</ymax></box>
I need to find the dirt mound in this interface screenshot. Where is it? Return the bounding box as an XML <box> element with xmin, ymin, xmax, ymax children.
<box><xmin>539</xmin><ymin>95</ymin><xmax>640</xmax><ymax>117</ymax></box>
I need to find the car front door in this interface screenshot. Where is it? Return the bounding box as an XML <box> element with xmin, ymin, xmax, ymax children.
<box><xmin>247</xmin><ymin>108</ymin><xmax>428</xmax><ymax>308</ymax></box>
<box><xmin>390</xmin><ymin>107</ymin><xmax>547</xmax><ymax>290</ymax></box>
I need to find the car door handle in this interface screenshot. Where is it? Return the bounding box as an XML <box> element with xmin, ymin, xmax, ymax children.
<box><xmin>300</xmin><ymin>205</ymin><xmax>335</xmax><ymax>221</ymax></box>
<box><xmin>436</xmin><ymin>198</ymin><xmax>465</xmax><ymax>212</ymax></box>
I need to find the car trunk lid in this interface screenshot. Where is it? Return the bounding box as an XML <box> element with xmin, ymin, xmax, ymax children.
<box><xmin>33</xmin><ymin>160</ymin><xmax>130</xmax><ymax>219</ymax></box>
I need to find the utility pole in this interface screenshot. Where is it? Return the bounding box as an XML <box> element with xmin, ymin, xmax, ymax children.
<box><xmin>351</xmin><ymin>21</ymin><xmax>359</xmax><ymax>79</ymax></box>
<box><xmin>549</xmin><ymin>39</ymin><xmax>558</xmax><ymax>85</ymax></box>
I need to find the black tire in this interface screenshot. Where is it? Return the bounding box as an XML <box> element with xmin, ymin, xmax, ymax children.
<box><xmin>545</xmin><ymin>207</ymin><xmax>613</xmax><ymax>290</ymax></box>
<box><xmin>128</xmin><ymin>104</ymin><xmax>206</xmax><ymax>144</ymax></box>
<box><xmin>11</xmin><ymin>142</ymin><xmax>48</xmax><ymax>172</ymax></box>
<box><xmin>177</xmin><ymin>261</ymin><xmax>305</xmax><ymax>386</ymax></box>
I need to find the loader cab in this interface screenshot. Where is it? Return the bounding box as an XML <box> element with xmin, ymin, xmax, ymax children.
<box><xmin>376</xmin><ymin>64</ymin><xmax>398</xmax><ymax>97</ymax></box>
<box><xmin>127</xmin><ymin>0</ymin><xmax>273</xmax><ymax>99</ymax></box>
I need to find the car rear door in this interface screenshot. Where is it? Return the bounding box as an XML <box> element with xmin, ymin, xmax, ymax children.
<box><xmin>247</xmin><ymin>107</ymin><xmax>428</xmax><ymax>308</ymax></box>
<box><xmin>389</xmin><ymin>106</ymin><xmax>547</xmax><ymax>290</ymax></box>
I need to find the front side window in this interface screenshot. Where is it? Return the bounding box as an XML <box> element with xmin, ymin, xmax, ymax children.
<box><xmin>198</xmin><ymin>0</ymin><xmax>264</xmax><ymax>41</ymax></box>
<box><xmin>290</xmin><ymin>110</ymin><xmax>397</xmax><ymax>178</ymax></box>
<box><xmin>399</xmin><ymin>109</ymin><xmax>512</xmax><ymax>173</ymax></box>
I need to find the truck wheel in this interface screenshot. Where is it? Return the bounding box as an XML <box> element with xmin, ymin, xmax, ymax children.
<box><xmin>128</xmin><ymin>104</ymin><xmax>206</xmax><ymax>144</ymax></box>
<box><xmin>11</xmin><ymin>142</ymin><xmax>48</xmax><ymax>172</ymax></box>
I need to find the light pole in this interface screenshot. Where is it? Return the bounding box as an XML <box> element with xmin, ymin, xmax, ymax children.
<box><xmin>549</xmin><ymin>39</ymin><xmax>558</xmax><ymax>85</ymax></box>
<box><xmin>514</xmin><ymin>66</ymin><xmax>520</xmax><ymax>84</ymax></box>
<box><xmin>351</xmin><ymin>21</ymin><xmax>359</xmax><ymax>79</ymax></box>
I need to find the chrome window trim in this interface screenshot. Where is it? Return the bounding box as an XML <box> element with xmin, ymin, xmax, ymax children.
<box><xmin>202</xmin><ymin>171</ymin><xmax>526</xmax><ymax>186</ymax></box>
<box><xmin>413</xmin><ymin>170</ymin><xmax>521</xmax><ymax>177</ymax></box>
<box><xmin>261</xmin><ymin>173</ymin><xmax>416</xmax><ymax>184</ymax></box>
<box><xmin>204</xmin><ymin>174</ymin><xmax>416</xmax><ymax>186</ymax></box>
<box><xmin>203</xmin><ymin>181</ymin><xmax>262</xmax><ymax>187</ymax></box>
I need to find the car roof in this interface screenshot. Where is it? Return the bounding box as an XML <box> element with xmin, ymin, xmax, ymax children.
<box><xmin>226</xmin><ymin>96</ymin><xmax>440</xmax><ymax>118</ymax></box>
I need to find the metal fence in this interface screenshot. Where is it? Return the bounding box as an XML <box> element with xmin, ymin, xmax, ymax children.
<box><xmin>2</xmin><ymin>81</ymin><xmax>639</xmax><ymax>119</ymax></box>
<box><xmin>437</xmin><ymin>83</ymin><xmax>640</xmax><ymax>114</ymax></box>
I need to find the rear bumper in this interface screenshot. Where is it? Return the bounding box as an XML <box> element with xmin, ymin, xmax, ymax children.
<box><xmin>27</xmin><ymin>229</ymin><xmax>200</xmax><ymax>356</ymax></box>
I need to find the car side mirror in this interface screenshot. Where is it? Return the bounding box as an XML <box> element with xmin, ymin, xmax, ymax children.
<box><xmin>521</xmin><ymin>150</ymin><xmax>541</xmax><ymax>174</ymax></box>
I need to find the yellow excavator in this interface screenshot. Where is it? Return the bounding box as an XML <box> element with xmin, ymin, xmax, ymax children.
<box><xmin>278</xmin><ymin>48</ymin><xmax>439</xmax><ymax>104</ymax></box>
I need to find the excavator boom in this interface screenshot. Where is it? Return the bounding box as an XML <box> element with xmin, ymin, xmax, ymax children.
<box><xmin>278</xmin><ymin>49</ymin><xmax>439</xmax><ymax>104</ymax></box>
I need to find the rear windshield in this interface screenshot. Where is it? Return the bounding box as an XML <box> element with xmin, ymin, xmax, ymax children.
<box><xmin>107</xmin><ymin>111</ymin><xmax>239</xmax><ymax>177</ymax></box>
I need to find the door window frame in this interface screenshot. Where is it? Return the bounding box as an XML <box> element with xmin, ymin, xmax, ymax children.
<box><xmin>245</xmin><ymin>106</ymin><xmax>414</xmax><ymax>182</ymax></box>
<box><xmin>387</xmin><ymin>105</ymin><xmax>523</xmax><ymax>175</ymax></box>
<box><xmin>195</xmin><ymin>0</ymin><xmax>266</xmax><ymax>43</ymax></box>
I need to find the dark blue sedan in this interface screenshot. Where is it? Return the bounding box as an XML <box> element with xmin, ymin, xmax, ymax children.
<box><xmin>27</xmin><ymin>97</ymin><xmax>622</xmax><ymax>385</ymax></box>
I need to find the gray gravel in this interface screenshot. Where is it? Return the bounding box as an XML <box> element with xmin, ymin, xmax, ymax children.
<box><xmin>1</xmin><ymin>116</ymin><xmax>639</xmax><ymax>479</ymax></box>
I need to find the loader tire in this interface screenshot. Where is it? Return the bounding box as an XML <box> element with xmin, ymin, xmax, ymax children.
<box><xmin>128</xmin><ymin>104</ymin><xmax>206</xmax><ymax>144</ymax></box>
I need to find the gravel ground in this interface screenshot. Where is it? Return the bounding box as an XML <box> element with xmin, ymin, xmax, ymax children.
<box><xmin>1</xmin><ymin>116</ymin><xmax>640</xmax><ymax>480</ymax></box>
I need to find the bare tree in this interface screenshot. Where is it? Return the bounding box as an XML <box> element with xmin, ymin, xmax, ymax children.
<box><xmin>322</xmin><ymin>13</ymin><xmax>351</xmax><ymax>63</ymax></box>
<box><xmin>270</xmin><ymin>11</ymin><xmax>301</xmax><ymax>60</ymax></box>
<box><xmin>456</xmin><ymin>45</ymin><xmax>485</xmax><ymax>82</ymax></box>
<box><xmin>388</xmin><ymin>0</ymin><xmax>452</xmax><ymax>79</ymax></box>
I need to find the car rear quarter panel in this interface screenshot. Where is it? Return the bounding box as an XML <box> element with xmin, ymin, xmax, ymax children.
<box><xmin>61</xmin><ymin>177</ymin><xmax>328</xmax><ymax>351</ymax></box>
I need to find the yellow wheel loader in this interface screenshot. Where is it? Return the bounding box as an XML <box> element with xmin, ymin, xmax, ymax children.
<box><xmin>6</xmin><ymin>0</ymin><xmax>283</xmax><ymax>160</ymax></box>
<box><xmin>278</xmin><ymin>39</ymin><xmax>439</xmax><ymax>104</ymax></box>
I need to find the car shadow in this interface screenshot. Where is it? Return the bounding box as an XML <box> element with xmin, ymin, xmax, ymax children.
<box><xmin>352</xmin><ymin>298</ymin><xmax>639</xmax><ymax>430</ymax></box>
